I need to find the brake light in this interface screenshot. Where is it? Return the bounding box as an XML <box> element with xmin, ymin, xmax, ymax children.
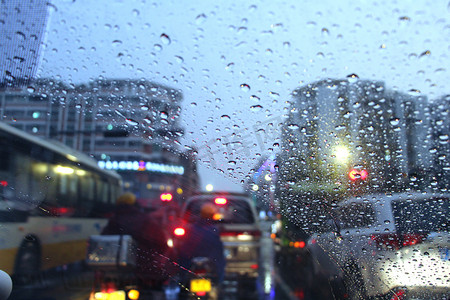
<box><xmin>214</xmin><ymin>197</ymin><xmax>227</xmax><ymax>205</ymax></box>
<box><xmin>371</xmin><ymin>233</ymin><xmax>426</xmax><ymax>250</ymax></box>
<box><xmin>174</xmin><ymin>227</ymin><xmax>186</xmax><ymax>236</ymax></box>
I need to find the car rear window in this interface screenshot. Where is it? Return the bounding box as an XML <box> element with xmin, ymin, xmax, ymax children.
<box><xmin>392</xmin><ymin>197</ymin><xmax>449</xmax><ymax>233</ymax></box>
<box><xmin>184</xmin><ymin>198</ymin><xmax>255</xmax><ymax>224</ymax></box>
<box><xmin>337</xmin><ymin>202</ymin><xmax>376</xmax><ymax>229</ymax></box>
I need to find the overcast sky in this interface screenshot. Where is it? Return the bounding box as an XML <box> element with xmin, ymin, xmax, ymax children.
<box><xmin>38</xmin><ymin>0</ymin><xmax>450</xmax><ymax>191</ymax></box>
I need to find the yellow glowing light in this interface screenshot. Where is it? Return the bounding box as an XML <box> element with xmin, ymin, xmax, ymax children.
<box><xmin>205</xmin><ymin>184</ymin><xmax>213</xmax><ymax>192</ymax></box>
<box><xmin>252</xmin><ymin>184</ymin><xmax>259</xmax><ymax>191</ymax></box>
<box><xmin>334</xmin><ymin>146</ymin><xmax>350</xmax><ymax>163</ymax></box>
<box><xmin>177</xmin><ymin>188</ymin><xmax>183</xmax><ymax>194</ymax></box>
<box><xmin>127</xmin><ymin>289</ymin><xmax>140</xmax><ymax>300</ymax></box>
<box><xmin>55</xmin><ymin>165</ymin><xmax>74</xmax><ymax>174</ymax></box>
<box><xmin>66</xmin><ymin>154</ymin><xmax>78</xmax><ymax>162</ymax></box>
<box><xmin>76</xmin><ymin>170</ymin><xmax>86</xmax><ymax>176</ymax></box>
<box><xmin>213</xmin><ymin>213</ymin><xmax>223</xmax><ymax>221</ymax></box>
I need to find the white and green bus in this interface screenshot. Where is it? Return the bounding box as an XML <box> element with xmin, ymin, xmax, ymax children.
<box><xmin>0</xmin><ymin>122</ymin><xmax>121</xmax><ymax>277</ymax></box>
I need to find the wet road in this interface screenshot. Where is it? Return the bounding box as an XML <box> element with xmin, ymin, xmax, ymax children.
<box><xmin>10</xmin><ymin>220</ymin><xmax>327</xmax><ymax>300</ymax></box>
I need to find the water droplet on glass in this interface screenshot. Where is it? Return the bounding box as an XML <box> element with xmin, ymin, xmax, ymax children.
<box><xmin>228</xmin><ymin>161</ymin><xmax>237</xmax><ymax>166</ymax></box>
<box><xmin>160</xmin><ymin>33</ymin><xmax>171</xmax><ymax>45</ymax></box>
<box><xmin>132</xmin><ymin>9</ymin><xmax>140</xmax><ymax>16</ymax></box>
<box><xmin>390</xmin><ymin>118</ymin><xmax>400</xmax><ymax>126</ymax></box>
<box><xmin>240</xmin><ymin>83</ymin><xmax>250</xmax><ymax>92</ymax></box>
<box><xmin>283</xmin><ymin>41</ymin><xmax>291</xmax><ymax>49</ymax></box>
<box><xmin>160</xmin><ymin>111</ymin><xmax>168</xmax><ymax>119</ymax></box>
<box><xmin>195</xmin><ymin>13</ymin><xmax>207</xmax><ymax>25</ymax></box>
<box><xmin>250</xmin><ymin>95</ymin><xmax>260</xmax><ymax>101</ymax></box>
<box><xmin>321</xmin><ymin>28</ymin><xmax>329</xmax><ymax>36</ymax></box>
<box><xmin>15</xmin><ymin>31</ymin><xmax>26</xmax><ymax>41</ymax></box>
<box><xmin>250</xmin><ymin>105</ymin><xmax>263</xmax><ymax>112</ymax></box>
<box><xmin>419</xmin><ymin>50</ymin><xmax>431</xmax><ymax>59</ymax></box>
<box><xmin>75</xmin><ymin>104</ymin><xmax>82</xmax><ymax>109</ymax></box>
<box><xmin>221</xmin><ymin>115</ymin><xmax>231</xmax><ymax>121</ymax></box>
<box><xmin>347</xmin><ymin>73</ymin><xmax>359</xmax><ymax>83</ymax></box>
<box><xmin>125</xmin><ymin>118</ymin><xmax>139</xmax><ymax>126</ymax></box>
<box><xmin>154</xmin><ymin>44</ymin><xmax>162</xmax><ymax>51</ymax></box>
<box><xmin>175</xmin><ymin>55</ymin><xmax>184</xmax><ymax>63</ymax></box>
<box><xmin>407</xmin><ymin>89</ymin><xmax>421</xmax><ymax>96</ymax></box>
<box><xmin>225</xmin><ymin>63</ymin><xmax>234</xmax><ymax>71</ymax></box>
<box><xmin>112</xmin><ymin>40</ymin><xmax>122</xmax><ymax>46</ymax></box>
<box><xmin>27</xmin><ymin>86</ymin><xmax>35</xmax><ymax>93</ymax></box>
<box><xmin>190</xmin><ymin>102</ymin><xmax>197</xmax><ymax>107</ymax></box>
<box><xmin>288</xmin><ymin>124</ymin><xmax>299</xmax><ymax>130</ymax></box>
<box><xmin>141</xmin><ymin>105</ymin><xmax>149</xmax><ymax>111</ymax></box>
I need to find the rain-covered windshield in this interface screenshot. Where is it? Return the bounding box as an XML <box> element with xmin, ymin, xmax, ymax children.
<box><xmin>0</xmin><ymin>1</ymin><xmax>449</xmax><ymax>300</ymax></box>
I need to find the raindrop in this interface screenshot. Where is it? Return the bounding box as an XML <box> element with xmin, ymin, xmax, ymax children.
<box><xmin>190</xmin><ymin>102</ymin><xmax>197</xmax><ymax>107</ymax></box>
<box><xmin>221</xmin><ymin>115</ymin><xmax>231</xmax><ymax>121</ymax></box>
<box><xmin>384</xmin><ymin>220</ymin><xmax>390</xmax><ymax>224</ymax></box>
<box><xmin>27</xmin><ymin>86</ymin><xmax>35</xmax><ymax>93</ymax></box>
<box><xmin>13</xmin><ymin>56</ymin><xmax>25</xmax><ymax>63</ymax></box>
<box><xmin>407</xmin><ymin>89</ymin><xmax>421</xmax><ymax>96</ymax></box>
<box><xmin>399</xmin><ymin>16</ymin><xmax>410</xmax><ymax>21</ymax></box>
<box><xmin>228</xmin><ymin>161</ymin><xmax>237</xmax><ymax>166</ymax></box>
<box><xmin>112</xmin><ymin>40</ymin><xmax>122</xmax><ymax>46</ymax></box>
<box><xmin>225</xmin><ymin>63</ymin><xmax>234</xmax><ymax>71</ymax></box>
<box><xmin>160</xmin><ymin>111</ymin><xmax>168</xmax><ymax>119</ymax></box>
<box><xmin>419</xmin><ymin>50</ymin><xmax>431</xmax><ymax>58</ymax></box>
<box><xmin>115</xmin><ymin>110</ymin><xmax>125</xmax><ymax>118</ymax></box>
<box><xmin>75</xmin><ymin>104</ymin><xmax>82</xmax><ymax>109</ymax></box>
<box><xmin>250</xmin><ymin>105</ymin><xmax>263</xmax><ymax>112</ymax></box>
<box><xmin>125</xmin><ymin>118</ymin><xmax>139</xmax><ymax>126</ymax></box>
<box><xmin>250</xmin><ymin>95</ymin><xmax>260</xmax><ymax>101</ymax></box>
<box><xmin>140</xmin><ymin>105</ymin><xmax>149</xmax><ymax>111</ymax></box>
<box><xmin>195</xmin><ymin>13</ymin><xmax>207</xmax><ymax>25</ymax></box>
<box><xmin>154</xmin><ymin>44</ymin><xmax>162</xmax><ymax>51</ymax></box>
<box><xmin>288</xmin><ymin>124</ymin><xmax>299</xmax><ymax>130</ymax></box>
<box><xmin>15</xmin><ymin>31</ymin><xmax>26</xmax><ymax>41</ymax></box>
<box><xmin>347</xmin><ymin>73</ymin><xmax>359</xmax><ymax>83</ymax></box>
<box><xmin>160</xmin><ymin>33</ymin><xmax>171</xmax><ymax>45</ymax></box>
<box><xmin>335</xmin><ymin>125</ymin><xmax>346</xmax><ymax>131</ymax></box>
<box><xmin>240</xmin><ymin>83</ymin><xmax>250</xmax><ymax>92</ymax></box>
<box><xmin>248</xmin><ymin>4</ymin><xmax>257</xmax><ymax>12</ymax></box>
<box><xmin>269</xmin><ymin>92</ymin><xmax>279</xmax><ymax>99</ymax></box>
<box><xmin>321</xmin><ymin>27</ymin><xmax>329</xmax><ymax>36</ymax></box>
<box><xmin>283</xmin><ymin>41</ymin><xmax>291</xmax><ymax>49</ymax></box>
<box><xmin>390</xmin><ymin>118</ymin><xmax>400</xmax><ymax>126</ymax></box>
<box><xmin>175</xmin><ymin>55</ymin><xmax>184</xmax><ymax>63</ymax></box>
<box><xmin>429</xmin><ymin>148</ymin><xmax>437</xmax><ymax>154</ymax></box>
<box><xmin>132</xmin><ymin>9</ymin><xmax>140</xmax><ymax>16</ymax></box>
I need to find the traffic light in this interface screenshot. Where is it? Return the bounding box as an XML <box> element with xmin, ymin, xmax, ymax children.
<box><xmin>349</xmin><ymin>169</ymin><xmax>368</xmax><ymax>181</ymax></box>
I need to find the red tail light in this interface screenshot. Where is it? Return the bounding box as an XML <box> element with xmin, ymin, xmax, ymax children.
<box><xmin>174</xmin><ymin>227</ymin><xmax>186</xmax><ymax>236</ymax></box>
<box><xmin>214</xmin><ymin>197</ymin><xmax>227</xmax><ymax>205</ymax></box>
<box><xmin>371</xmin><ymin>233</ymin><xmax>426</xmax><ymax>250</ymax></box>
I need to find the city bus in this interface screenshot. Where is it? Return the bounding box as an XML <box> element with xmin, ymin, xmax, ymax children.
<box><xmin>0</xmin><ymin>122</ymin><xmax>122</xmax><ymax>277</ymax></box>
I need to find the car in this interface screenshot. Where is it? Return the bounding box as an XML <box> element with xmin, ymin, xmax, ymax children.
<box><xmin>173</xmin><ymin>192</ymin><xmax>262</xmax><ymax>297</ymax></box>
<box><xmin>307</xmin><ymin>192</ymin><xmax>450</xmax><ymax>299</ymax></box>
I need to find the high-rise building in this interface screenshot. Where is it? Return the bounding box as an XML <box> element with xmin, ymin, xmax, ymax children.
<box><xmin>0</xmin><ymin>0</ymin><xmax>50</xmax><ymax>87</ymax></box>
<box><xmin>279</xmin><ymin>78</ymin><xmax>432</xmax><ymax>195</ymax></box>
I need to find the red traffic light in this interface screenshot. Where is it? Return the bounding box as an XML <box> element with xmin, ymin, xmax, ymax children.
<box><xmin>160</xmin><ymin>193</ymin><xmax>173</xmax><ymax>202</ymax></box>
<box><xmin>349</xmin><ymin>169</ymin><xmax>368</xmax><ymax>181</ymax></box>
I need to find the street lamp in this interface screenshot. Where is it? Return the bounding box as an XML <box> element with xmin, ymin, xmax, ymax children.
<box><xmin>333</xmin><ymin>145</ymin><xmax>350</xmax><ymax>164</ymax></box>
<box><xmin>205</xmin><ymin>184</ymin><xmax>213</xmax><ymax>192</ymax></box>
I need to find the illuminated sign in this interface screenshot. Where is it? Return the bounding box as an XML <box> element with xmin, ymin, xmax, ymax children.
<box><xmin>98</xmin><ymin>160</ymin><xmax>185</xmax><ymax>175</ymax></box>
